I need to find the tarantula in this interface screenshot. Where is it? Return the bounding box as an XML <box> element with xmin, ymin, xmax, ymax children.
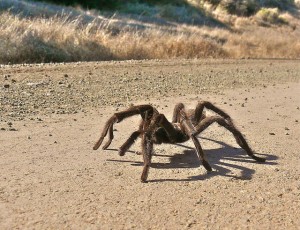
<box><xmin>93</xmin><ymin>101</ymin><xmax>265</xmax><ymax>182</ymax></box>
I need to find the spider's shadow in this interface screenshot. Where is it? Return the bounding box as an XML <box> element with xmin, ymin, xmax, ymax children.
<box><xmin>106</xmin><ymin>137</ymin><xmax>277</xmax><ymax>182</ymax></box>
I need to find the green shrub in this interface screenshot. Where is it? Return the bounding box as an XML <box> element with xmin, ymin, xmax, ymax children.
<box><xmin>142</xmin><ymin>0</ymin><xmax>186</xmax><ymax>6</ymax></box>
<box><xmin>220</xmin><ymin>0</ymin><xmax>258</xmax><ymax>16</ymax></box>
<box><xmin>121</xmin><ymin>3</ymin><xmax>157</xmax><ymax>16</ymax></box>
<box><xmin>256</xmin><ymin>7</ymin><xmax>287</xmax><ymax>24</ymax></box>
<box><xmin>36</xmin><ymin>0</ymin><xmax>187</xmax><ymax>10</ymax></box>
<box><xmin>202</xmin><ymin>0</ymin><xmax>221</xmax><ymax>6</ymax></box>
<box><xmin>258</xmin><ymin>0</ymin><xmax>295</xmax><ymax>10</ymax></box>
<box><xmin>37</xmin><ymin>0</ymin><xmax>135</xmax><ymax>10</ymax></box>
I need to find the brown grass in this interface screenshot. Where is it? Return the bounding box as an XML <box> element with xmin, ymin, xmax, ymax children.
<box><xmin>0</xmin><ymin>7</ymin><xmax>299</xmax><ymax>64</ymax></box>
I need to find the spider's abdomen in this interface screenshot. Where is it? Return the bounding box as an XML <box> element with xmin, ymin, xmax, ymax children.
<box><xmin>153</xmin><ymin>126</ymin><xmax>189</xmax><ymax>144</ymax></box>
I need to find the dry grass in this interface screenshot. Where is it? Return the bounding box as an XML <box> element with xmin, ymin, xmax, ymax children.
<box><xmin>0</xmin><ymin>12</ymin><xmax>227</xmax><ymax>64</ymax></box>
<box><xmin>0</xmin><ymin>0</ymin><xmax>299</xmax><ymax>64</ymax></box>
<box><xmin>225</xmin><ymin>27</ymin><xmax>300</xmax><ymax>58</ymax></box>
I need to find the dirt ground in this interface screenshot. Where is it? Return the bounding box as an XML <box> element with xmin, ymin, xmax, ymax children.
<box><xmin>0</xmin><ymin>59</ymin><xmax>299</xmax><ymax>229</ymax></box>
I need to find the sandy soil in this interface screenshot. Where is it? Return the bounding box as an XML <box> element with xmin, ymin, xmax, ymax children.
<box><xmin>0</xmin><ymin>59</ymin><xmax>299</xmax><ymax>229</ymax></box>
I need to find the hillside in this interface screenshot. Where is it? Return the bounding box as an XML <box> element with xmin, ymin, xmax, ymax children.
<box><xmin>0</xmin><ymin>0</ymin><xmax>300</xmax><ymax>64</ymax></box>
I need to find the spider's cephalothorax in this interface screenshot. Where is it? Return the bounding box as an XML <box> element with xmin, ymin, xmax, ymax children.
<box><xmin>93</xmin><ymin>102</ymin><xmax>265</xmax><ymax>182</ymax></box>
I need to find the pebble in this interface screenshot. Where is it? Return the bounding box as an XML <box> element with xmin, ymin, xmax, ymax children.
<box><xmin>269</xmin><ymin>132</ymin><xmax>275</xmax><ymax>135</ymax></box>
<box><xmin>4</xmin><ymin>74</ymin><xmax>10</xmax><ymax>79</ymax></box>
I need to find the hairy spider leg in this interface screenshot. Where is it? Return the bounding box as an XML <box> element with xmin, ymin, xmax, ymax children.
<box><xmin>178</xmin><ymin>110</ymin><xmax>213</xmax><ymax>172</ymax></box>
<box><xmin>102</xmin><ymin>124</ymin><xmax>114</xmax><ymax>150</ymax></box>
<box><xmin>141</xmin><ymin>131</ymin><xmax>153</xmax><ymax>183</ymax></box>
<box><xmin>194</xmin><ymin>101</ymin><xmax>233</xmax><ymax>125</ymax></box>
<box><xmin>118</xmin><ymin>130</ymin><xmax>141</xmax><ymax>156</ymax></box>
<box><xmin>140</xmin><ymin>112</ymin><xmax>190</xmax><ymax>182</ymax></box>
<box><xmin>194</xmin><ymin>116</ymin><xmax>265</xmax><ymax>162</ymax></box>
<box><xmin>172</xmin><ymin>103</ymin><xmax>185</xmax><ymax>123</ymax></box>
<box><xmin>93</xmin><ymin>116</ymin><xmax>117</xmax><ymax>150</ymax></box>
<box><xmin>93</xmin><ymin>105</ymin><xmax>156</xmax><ymax>150</ymax></box>
<box><xmin>140</xmin><ymin>110</ymin><xmax>157</xmax><ymax>182</ymax></box>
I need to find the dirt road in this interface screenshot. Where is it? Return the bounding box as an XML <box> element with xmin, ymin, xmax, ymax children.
<box><xmin>0</xmin><ymin>59</ymin><xmax>299</xmax><ymax>229</ymax></box>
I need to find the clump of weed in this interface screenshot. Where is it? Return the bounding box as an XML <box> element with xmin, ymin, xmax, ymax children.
<box><xmin>255</xmin><ymin>8</ymin><xmax>287</xmax><ymax>25</ymax></box>
<box><xmin>219</xmin><ymin>0</ymin><xmax>258</xmax><ymax>16</ymax></box>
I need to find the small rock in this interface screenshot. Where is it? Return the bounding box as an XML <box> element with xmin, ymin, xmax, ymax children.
<box><xmin>4</xmin><ymin>74</ymin><xmax>10</xmax><ymax>79</ymax></box>
<box><xmin>269</xmin><ymin>132</ymin><xmax>275</xmax><ymax>135</ymax></box>
<box><xmin>4</xmin><ymin>84</ymin><xmax>10</xmax><ymax>88</ymax></box>
<box><xmin>284</xmin><ymin>127</ymin><xmax>289</xmax><ymax>130</ymax></box>
<box><xmin>115</xmin><ymin>172</ymin><xmax>123</xmax><ymax>176</ymax></box>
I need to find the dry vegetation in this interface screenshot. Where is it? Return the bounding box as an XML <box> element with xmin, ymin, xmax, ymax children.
<box><xmin>0</xmin><ymin>0</ymin><xmax>299</xmax><ymax>64</ymax></box>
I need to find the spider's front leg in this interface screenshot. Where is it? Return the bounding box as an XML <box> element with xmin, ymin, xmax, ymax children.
<box><xmin>93</xmin><ymin>105</ymin><xmax>155</xmax><ymax>151</ymax></box>
<box><xmin>93</xmin><ymin>115</ymin><xmax>117</xmax><ymax>150</ymax></box>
